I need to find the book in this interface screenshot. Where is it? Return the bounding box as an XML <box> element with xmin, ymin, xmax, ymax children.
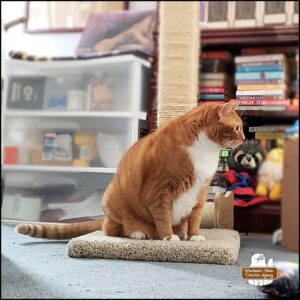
<box><xmin>255</xmin><ymin>132</ymin><xmax>285</xmax><ymax>139</ymax></box>
<box><xmin>235</xmin><ymin>54</ymin><xmax>285</xmax><ymax>63</ymax></box>
<box><xmin>236</xmin><ymin>90</ymin><xmax>285</xmax><ymax>96</ymax></box>
<box><xmin>237</xmin><ymin>84</ymin><xmax>287</xmax><ymax>91</ymax></box>
<box><xmin>249</xmin><ymin>125</ymin><xmax>290</xmax><ymax>133</ymax></box>
<box><xmin>236</xmin><ymin>61</ymin><xmax>285</xmax><ymax>67</ymax></box>
<box><xmin>235</xmin><ymin>106</ymin><xmax>286</xmax><ymax>111</ymax></box>
<box><xmin>236</xmin><ymin>99</ymin><xmax>290</xmax><ymax>106</ymax></box>
<box><xmin>200</xmin><ymin>73</ymin><xmax>228</xmax><ymax>80</ymax></box>
<box><xmin>236</xmin><ymin>95</ymin><xmax>285</xmax><ymax>100</ymax></box>
<box><xmin>199</xmin><ymin>94</ymin><xmax>226</xmax><ymax>100</ymax></box>
<box><xmin>198</xmin><ymin>100</ymin><xmax>225</xmax><ymax>104</ymax></box>
<box><xmin>201</xmin><ymin>80</ymin><xmax>229</xmax><ymax>87</ymax></box>
<box><xmin>235</xmin><ymin>71</ymin><xmax>285</xmax><ymax>81</ymax></box>
<box><xmin>199</xmin><ymin>87</ymin><xmax>225</xmax><ymax>94</ymax></box>
<box><xmin>236</xmin><ymin>65</ymin><xmax>284</xmax><ymax>72</ymax></box>
<box><xmin>200</xmin><ymin>51</ymin><xmax>232</xmax><ymax>60</ymax></box>
<box><xmin>235</xmin><ymin>79</ymin><xmax>284</xmax><ymax>85</ymax></box>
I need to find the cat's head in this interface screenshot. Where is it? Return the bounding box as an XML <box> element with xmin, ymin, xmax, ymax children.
<box><xmin>206</xmin><ymin>101</ymin><xmax>245</xmax><ymax>149</ymax></box>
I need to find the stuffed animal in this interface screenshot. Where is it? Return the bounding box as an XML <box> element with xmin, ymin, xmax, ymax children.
<box><xmin>256</xmin><ymin>148</ymin><xmax>283</xmax><ymax>202</ymax></box>
<box><xmin>228</xmin><ymin>139</ymin><xmax>265</xmax><ymax>176</ymax></box>
<box><xmin>226</xmin><ymin>140</ymin><xmax>268</xmax><ymax>207</ymax></box>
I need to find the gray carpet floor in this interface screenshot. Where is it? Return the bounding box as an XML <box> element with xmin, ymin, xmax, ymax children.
<box><xmin>1</xmin><ymin>224</ymin><xmax>299</xmax><ymax>299</ymax></box>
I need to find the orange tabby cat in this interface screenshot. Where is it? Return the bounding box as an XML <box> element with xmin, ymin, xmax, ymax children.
<box><xmin>16</xmin><ymin>101</ymin><xmax>244</xmax><ymax>241</ymax></box>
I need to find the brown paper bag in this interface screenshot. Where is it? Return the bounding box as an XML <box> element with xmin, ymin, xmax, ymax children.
<box><xmin>214</xmin><ymin>191</ymin><xmax>234</xmax><ymax>229</ymax></box>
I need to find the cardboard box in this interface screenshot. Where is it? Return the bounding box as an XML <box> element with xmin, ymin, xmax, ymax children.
<box><xmin>281</xmin><ymin>136</ymin><xmax>299</xmax><ymax>252</ymax></box>
<box><xmin>200</xmin><ymin>191</ymin><xmax>234</xmax><ymax>229</ymax></box>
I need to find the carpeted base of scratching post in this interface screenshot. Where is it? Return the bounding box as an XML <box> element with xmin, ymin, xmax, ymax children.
<box><xmin>67</xmin><ymin>229</ymin><xmax>240</xmax><ymax>265</ymax></box>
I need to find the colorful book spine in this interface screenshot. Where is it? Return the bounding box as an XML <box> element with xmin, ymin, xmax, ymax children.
<box><xmin>199</xmin><ymin>94</ymin><xmax>225</xmax><ymax>100</ymax></box>
<box><xmin>198</xmin><ymin>100</ymin><xmax>225</xmax><ymax>104</ymax></box>
<box><xmin>236</xmin><ymin>65</ymin><xmax>284</xmax><ymax>72</ymax></box>
<box><xmin>200</xmin><ymin>80</ymin><xmax>227</xmax><ymax>87</ymax></box>
<box><xmin>235</xmin><ymin>79</ymin><xmax>284</xmax><ymax>85</ymax></box>
<box><xmin>236</xmin><ymin>95</ymin><xmax>284</xmax><ymax>100</ymax></box>
<box><xmin>199</xmin><ymin>87</ymin><xmax>225</xmax><ymax>94</ymax></box>
<box><xmin>235</xmin><ymin>72</ymin><xmax>285</xmax><ymax>80</ymax></box>
<box><xmin>249</xmin><ymin>126</ymin><xmax>289</xmax><ymax>133</ymax></box>
<box><xmin>200</xmin><ymin>51</ymin><xmax>231</xmax><ymax>60</ymax></box>
<box><xmin>236</xmin><ymin>99</ymin><xmax>290</xmax><ymax>106</ymax></box>
<box><xmin>237</xmin><ymin>84</ymin><xmax>286</xmax><ymax>91</ymax></box>
<box><xmin>236</xmin><ymin>61</ymin><xmax>285</xmax><ymax>67</ymax></box>
<box><xmin>235</xmin><ymin>54</ymin><xmax>285</xmax><ymax>63</ymax></box>
<box><xmin>236</xmin><ymin>90</ymin><xmax>285</xmax><ymax>96</ymax></box>
<box><xmin>255</xmin><ymin>132</ymin><xmax>284</xmax><ymax>139</ymax></box>
<box><xmin>235</xmin><ymin>106</ymin><xmax>286</xmax><ymax>111</ymax></box>
<box><xmin>200</xmin><ymin>73</ymin><xmax>228</xmax><ymax>80</ymax></box>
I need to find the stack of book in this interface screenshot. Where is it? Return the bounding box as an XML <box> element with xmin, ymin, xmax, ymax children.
<box><xmin>249</xmin><ymin>125</ymin><xmax>290</xmax><ymax>152</ymax></box>
<box><xmin>234</xmin><ymin>53</ymin><xmax>289</xmax><ymax>111</ymax></box>
<box><xmin>198</xmin><ymin>51</ymin><xmax>233</xmax><ymax>104</ymax></box>
<box><xmin>292</xmin><ymin>50</ymin><xmax>299</xmax><ymax>107</ymax></box>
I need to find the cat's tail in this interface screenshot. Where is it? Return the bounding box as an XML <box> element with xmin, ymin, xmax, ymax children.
<box><xmin>14</xmin><ymin>219</ymin><xmax>104</xmax><ymax>240</ymax></box>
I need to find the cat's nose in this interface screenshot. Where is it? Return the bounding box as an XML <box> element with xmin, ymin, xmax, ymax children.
<box><xmin>245</xmin><ymin>154</ymin><xmax>252</xmax><ymax>161</ymax></box>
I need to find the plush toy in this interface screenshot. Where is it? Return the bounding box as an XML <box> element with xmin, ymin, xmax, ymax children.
<box><xmin>226</xmin><ymin>140</ymin><xmax>268</xmax><ymax>207</ymax></box>
<box><xmin>228</xmin><ymin>139</ymin><xmax>265</xmax><ymax>176</ymax></box>
<box><xmin>256</xmin><ymin>148</ymin><xmax>283</xmax><ymax>202</ymax></box>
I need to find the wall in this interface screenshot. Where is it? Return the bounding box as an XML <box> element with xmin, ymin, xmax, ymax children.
<box><xmin>1</xmin><ymin>1</ymin><xmax>157</xmax><ymax>57</ymax></box>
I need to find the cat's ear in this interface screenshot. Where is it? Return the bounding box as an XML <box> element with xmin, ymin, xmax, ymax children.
<box><xmin>219</xmin><ymin>101</ymin><xmax>239</xmax><ymax>119</ymax></box>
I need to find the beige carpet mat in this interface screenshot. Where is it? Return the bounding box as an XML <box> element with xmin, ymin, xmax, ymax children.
<box><xmin>68</xmin><ymin>229</ymin><xmax>240</xmax><ymax>265</ymax></box>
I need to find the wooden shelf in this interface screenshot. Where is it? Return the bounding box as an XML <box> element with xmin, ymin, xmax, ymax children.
<box><xmin>201</xmin><ymin>25</ymin><xmax>299</xmax><ymax>47</ymax></box>
<box><xmin>2</xmin><ymin>165</ymin><xmax>116</xmax><ymax>173</ymax></box>
<box><xmin>234</xmin><ymin>202</ymin><xmax>281</xmax><ymax>233</ymax></box>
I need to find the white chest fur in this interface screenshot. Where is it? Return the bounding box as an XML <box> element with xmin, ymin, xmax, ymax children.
<box><xmin>172</xmin><ymin>132</ymin><xmax>221</xmax><ymax>226</ymax></box>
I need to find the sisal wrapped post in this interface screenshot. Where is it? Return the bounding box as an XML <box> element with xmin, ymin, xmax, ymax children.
<box><xmin>157</xmin><ymin>1</ymin><xmax>200</xmax><ymax>127</ymax></box>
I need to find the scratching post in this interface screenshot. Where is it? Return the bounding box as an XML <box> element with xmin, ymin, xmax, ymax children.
<box><xmin>157</xmin><ymin>1</ymin><xmax>200</xmax><ymax>127</ymax></box>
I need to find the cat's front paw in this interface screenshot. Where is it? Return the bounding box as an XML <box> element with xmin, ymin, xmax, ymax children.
<box><xmin>189</xmin><ymin>235</ymin><xmax>206</xmax><ymax>242</ymax></box>
<box><xmin>163</xmin><ymin>234</ymin><xmax>180</xmax><ymax>241</ymax></box>
<box><xmin>128</xmin><ymin>231</ymin><xmax>147</xmax><ymax>239</ymax></box>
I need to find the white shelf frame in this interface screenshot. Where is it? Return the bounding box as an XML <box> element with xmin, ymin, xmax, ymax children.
<box><xmin>2</xmin><ymin>165</ymin><xmax>116</xmax><ymax>173</ymax></box>
<box><xmin>3</xmin><ymin>110</ymin><xmax>147</xmax><ymax>120</ymax></box>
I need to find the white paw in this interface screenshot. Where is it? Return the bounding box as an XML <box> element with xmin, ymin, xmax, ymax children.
<box><xmin>189</xmin><ymin>235</ymin><xmax>206</xmax><ymax>242</ymax></box>
<box><xmin>128</xmin><ymin>231</ymin><xmax>146</xmax><ymax>239</ymax></box>
<box><xmin>163</xmin><ymin>234</ymin><xmax>180</xmax><ymax>241</ymax></box>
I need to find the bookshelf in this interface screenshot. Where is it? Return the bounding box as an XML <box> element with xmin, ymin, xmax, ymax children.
<box><xmin>201</xmin><ymin>25</ymin><xmax>299</xmax><ymax>234</ymax></box>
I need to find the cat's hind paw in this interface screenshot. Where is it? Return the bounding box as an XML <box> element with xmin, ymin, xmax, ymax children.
<box><xmin>189</xmin><ymin>235</ymin><xmax>206</xmax><ymax>242</ymax></box>
<box><xmin>128</xmin><ymin>231</ymin><xmax>147</xmax><ymax>239</ymax></box>
<box><xmin>163</xmin><ymin>234</ymin><xmax>180</xmax><ymax>241</ymax></box>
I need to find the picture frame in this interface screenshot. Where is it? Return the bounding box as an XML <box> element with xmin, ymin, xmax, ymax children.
<box><xmin>25</xmin><ymin>1</ymin><xmax>128</xmax><ymax>33</ymax></box>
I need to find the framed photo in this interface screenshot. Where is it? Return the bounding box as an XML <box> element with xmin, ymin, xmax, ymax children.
<box><xmin>25</xmin><ymin>1</ymin><xmax>128</xmax><ymax>33</ymax></box>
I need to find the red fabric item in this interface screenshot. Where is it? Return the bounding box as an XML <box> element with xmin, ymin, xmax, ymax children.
<box><xmin>225</xmin><ymin>169</ymin><xmax>269</xmax><ymax>207</ymax></box>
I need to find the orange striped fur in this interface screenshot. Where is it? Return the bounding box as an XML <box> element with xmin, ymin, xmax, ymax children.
<box><xmin>16</xmin><ymin>101</ymin><xmax>244</xmax><ymax>240</ymax></box>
